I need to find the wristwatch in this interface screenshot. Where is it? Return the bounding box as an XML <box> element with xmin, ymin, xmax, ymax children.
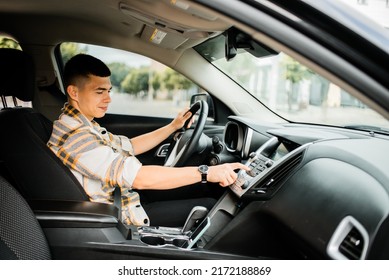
<box><xmin>198</xmin><ymin>165</ymin><xmax>209</xmax><ymax>184</ymax></box>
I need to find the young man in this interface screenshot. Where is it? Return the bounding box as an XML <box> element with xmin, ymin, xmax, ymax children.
<box><xmin>48</xmin><ymin>54</ymin><xmax>248</xmax><ymax>227</ymax></box>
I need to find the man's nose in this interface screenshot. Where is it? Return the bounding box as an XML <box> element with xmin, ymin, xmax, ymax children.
<box><xmin>105</xmin><ymin>91</ymin><xmax>112</xmax><ymax>103</ymax></box>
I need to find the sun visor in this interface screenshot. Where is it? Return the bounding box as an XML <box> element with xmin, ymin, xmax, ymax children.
<box><xmin>119</xmin><ymin>1</ymin><xmax>227</xmax><ymax>49</ymax></box>
<box><xmin>140</xmin><ymin>26</ymin><xmax>188</xmax><ymax>49</ymax></box>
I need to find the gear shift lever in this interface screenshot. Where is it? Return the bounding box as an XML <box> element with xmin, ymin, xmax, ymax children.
<box><xmin>181</xmin><ymin>206</ymin><xmax>208</xmax><ymax>233</ymax></box>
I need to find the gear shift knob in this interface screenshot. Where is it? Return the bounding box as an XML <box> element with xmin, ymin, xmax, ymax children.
<box><xmin>181</xmin><ymin>206</ymin><xmax>208</xmax><ymax>233</ymax></box>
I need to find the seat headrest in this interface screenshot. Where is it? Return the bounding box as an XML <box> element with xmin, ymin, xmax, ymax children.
<box><xmin>0</xmin><ymin>48</ymin><xmax>35</xmax><ymax>102</ymax></box>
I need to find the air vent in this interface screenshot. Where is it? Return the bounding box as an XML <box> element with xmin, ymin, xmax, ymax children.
<box><xmin>339</xmin><ymin>227</ymin><xmax>364</xmax><ymax>260</ymax></box>
<box><xmin>267</xmin><ymin>151</ymin><xmax>303</xmax><ymax>186</ymax></box>
<box><xmin>252</xmin><ymin>151</ymin><xmax>304</xmax><ymax>193</ymax></box>
<box><xmin>327</xmin><ymin>216</ymin><xmax>369</xmax><ymax>260</ymax></box>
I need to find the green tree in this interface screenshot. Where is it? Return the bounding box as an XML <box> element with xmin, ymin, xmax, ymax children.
<box><xmin>162</xmin><ymin>68</ymin><xmax>193</xmax><ymax>91</ymax></box>
<box><xmin>282</xmin><ymin>56</ymin><xmax>312</xmax><ymax>111</ymax></box>
<box><xmin>121</xmin><ymin>72</ymin><xmax>136</xmax><ymax>94</ymax></box>
<box><xmin>108</xmin><ymin>62</ymin><xmax>131</xmax><ymax>91</ymax></box>
<box><xmin>0</xmin><ymin>36</ymin><xmax>21</xmax><ymax>50</ymax></box>
<box><xmin>175</xmin><ymin>72</ymin><xmax>193</xmax><ymax>90</ymax></box>
<box><xmin>150</xmin><ymin>71</ymin><xmax>161</xmax><ymax>98</ymax></box>
<box><xmin>161</xmin><ymin>68</ymin><xmax>194</xmax><ymax>104</ymax></box>
<box><xmin>283</xmin><ymin>56</ymin><xmax>311</xmax><ymax>83</ymax></box>
<box><xmin>121</xmin><ymin>68</ymin><xmax>149</xmax><ymax>96</ymax></box>
<box><xmin>162</xmin><ymin>68</ymin><xmax>176</xmax><ymax>93</ymax></box>
<box><xmin>60</xmin><ymin>42</ymin><xmax>87</xmax><ymax>65</ymax></box>
<box><xmin>136</xmin><ymin>69</ymin><xmax>149</xmax><ymax>95</ymax></box>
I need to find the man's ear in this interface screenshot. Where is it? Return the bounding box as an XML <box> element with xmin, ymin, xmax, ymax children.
<box><xmin>67</xmin><ymin>85</ymin><xmax>78</xmax><ymax>101</ymax></box>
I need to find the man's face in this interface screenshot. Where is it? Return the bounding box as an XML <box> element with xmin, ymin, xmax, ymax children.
<box><xmin>69</xmin><ymin>74</ymin><xmax>112</xmax><ymax>120</ymax></box>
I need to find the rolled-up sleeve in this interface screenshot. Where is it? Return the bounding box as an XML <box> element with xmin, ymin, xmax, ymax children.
<box><xmin>74</xmin><ymin>144</ymin><xmax>142</xmax><ymax>190</ymax></box>
<box><xmin>118</xmin><ymin>135</ymin><xmax>135</xmax><ymax>154</ymax></box>
<box><xmin>107</xmin><ymin>130</ymin><xmax>135</xmax><ymax>155</ymax></box>
<box><xmin>57</xmin><ymin>127</ymin><xmax>141</xmax><ymax>191</ymax></box>
<box><xmin>121</xmin><ymin>155</ymin><xmax>142</xmax><ymax>187</ymax></box>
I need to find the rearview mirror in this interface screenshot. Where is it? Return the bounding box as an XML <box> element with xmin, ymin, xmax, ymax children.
<box><xmin>224</xmin><ymin>27</ymin><xmax>278</xmax><ymax>61</ymax></box>
<box><xmin>225</xmin><ymin>28</ymin><xmax>238</xmax><ymax>61</ymax></box>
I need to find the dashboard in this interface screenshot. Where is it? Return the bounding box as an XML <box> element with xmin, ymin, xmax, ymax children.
<box><xmin>228</xmin><ymin>136</ymin><xmax>307</xmax><ymax>199</ymax></box>
<box><xmin>208</xmin><ymin>116</ymin><xmax>389</xmax><ymax>259</ymax></box>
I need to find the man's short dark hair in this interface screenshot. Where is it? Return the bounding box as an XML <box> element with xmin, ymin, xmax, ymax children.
<box><xmin>64</xmin><ymin>54</ymin><xmax>111</xmax><ymax>89</ymax></box>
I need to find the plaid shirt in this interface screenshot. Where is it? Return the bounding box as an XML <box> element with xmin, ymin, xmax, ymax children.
<box><xmin>47</xmin><ymin>103</ymin><xmax>149</xmax><ymax>226</ymax></box>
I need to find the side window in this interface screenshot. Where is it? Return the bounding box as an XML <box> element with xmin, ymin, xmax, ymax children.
<box><xmin>0</xmin><ymin>34</ymin><xmax>32</xmax><ymax>109</ymax></box>
<box><xmin>0</xmin><ymin>35</ymin><xmax>22</xmax><ymax>50</ymax></box>
<box><xmin>59</xmin><ymin>42</ymin><xmax>200</xmax><ymax>118</ymax></box>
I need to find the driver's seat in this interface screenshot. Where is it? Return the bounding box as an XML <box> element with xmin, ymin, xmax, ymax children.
<box><xmin>0</xmin><ymin>48</ymin><xmax>89</xmax><ymax>201</ymax></box>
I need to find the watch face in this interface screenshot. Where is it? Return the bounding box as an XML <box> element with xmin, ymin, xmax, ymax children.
<box><xmin>199</xmin><ymin>165</ymin><xmax>209</xmax><ymax>174</ymax></box>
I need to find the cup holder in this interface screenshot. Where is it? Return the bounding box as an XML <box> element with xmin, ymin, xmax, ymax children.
<box><xmin>140</xmin><ymin>236</ymin><xmax>165</xmax><ymax>246</ymax></box>
<box><xmin>172</xmin><ymin>238</ymin><xmax>187</xmax><ymax>248</ymax></box>
<box><xmin>140</xmin><ymin>235</ymin><xmax>188</xmax><ymax>248</ymax></box>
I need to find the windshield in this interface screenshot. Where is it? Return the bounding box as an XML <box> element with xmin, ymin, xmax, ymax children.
<box><xmin>195</xmin><ymin>33</ymin><xmax>389</xmax><ymax>132</ymax></box>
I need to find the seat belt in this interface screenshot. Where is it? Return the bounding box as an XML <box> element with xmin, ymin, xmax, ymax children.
<box><xmin>1</xmin><ymin>95</ymin><xmax>8</xmax><ymax>108</ymax></box>
<box><xmin>113</xmin><ymin>186</ymin><xmax>133</xmax><ymax>239</ymax></box>
<box><xmin>113</xmin><ymin>186</ymin><xmax>122</xmax><ymax>221</ymax></box>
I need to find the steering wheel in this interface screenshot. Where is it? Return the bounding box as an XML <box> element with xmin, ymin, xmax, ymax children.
<box><xmin>164</xmin><ymin>100</ymin><xmax>208</xmax><ymax>167</ymax></box>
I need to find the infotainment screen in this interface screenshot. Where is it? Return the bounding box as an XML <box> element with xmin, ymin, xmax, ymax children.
<box><xmin>269</xmin><ymin>142</ymin><xmax>289</xmax><ymax>161</ymax></box>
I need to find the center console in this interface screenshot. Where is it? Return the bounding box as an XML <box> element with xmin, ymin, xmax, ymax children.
<box><xmin>30</xmin><ymin>199</ymin><xmax>248</xmax><ymax>259</ymax></box>
<box><xmin>30</xmin><ymin>137</ymin><xmax>308</xmax><ymax>259</ymax></box>
<box><xmin>133</xmin><ymin>136</ymin><xmax>309</xmax><ymax>255</ymax></box>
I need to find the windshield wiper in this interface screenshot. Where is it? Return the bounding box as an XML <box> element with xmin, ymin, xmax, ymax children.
<box><xmin>344</xmin><ymin>125</ymin><xmax>389</xmax><ymax>136</ymax></box>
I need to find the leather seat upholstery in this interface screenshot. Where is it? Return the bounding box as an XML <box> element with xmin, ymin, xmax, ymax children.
<box><xmin>0</xmin><ymin>48</ymin><xmax>89</xmax><ymax>201</ymax></box>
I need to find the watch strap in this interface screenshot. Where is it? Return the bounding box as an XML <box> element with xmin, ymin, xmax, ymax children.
<box><xmin>201</xmin><ymin>173</ymin><xmax>207</xmax><ymax>184</ymax></box>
